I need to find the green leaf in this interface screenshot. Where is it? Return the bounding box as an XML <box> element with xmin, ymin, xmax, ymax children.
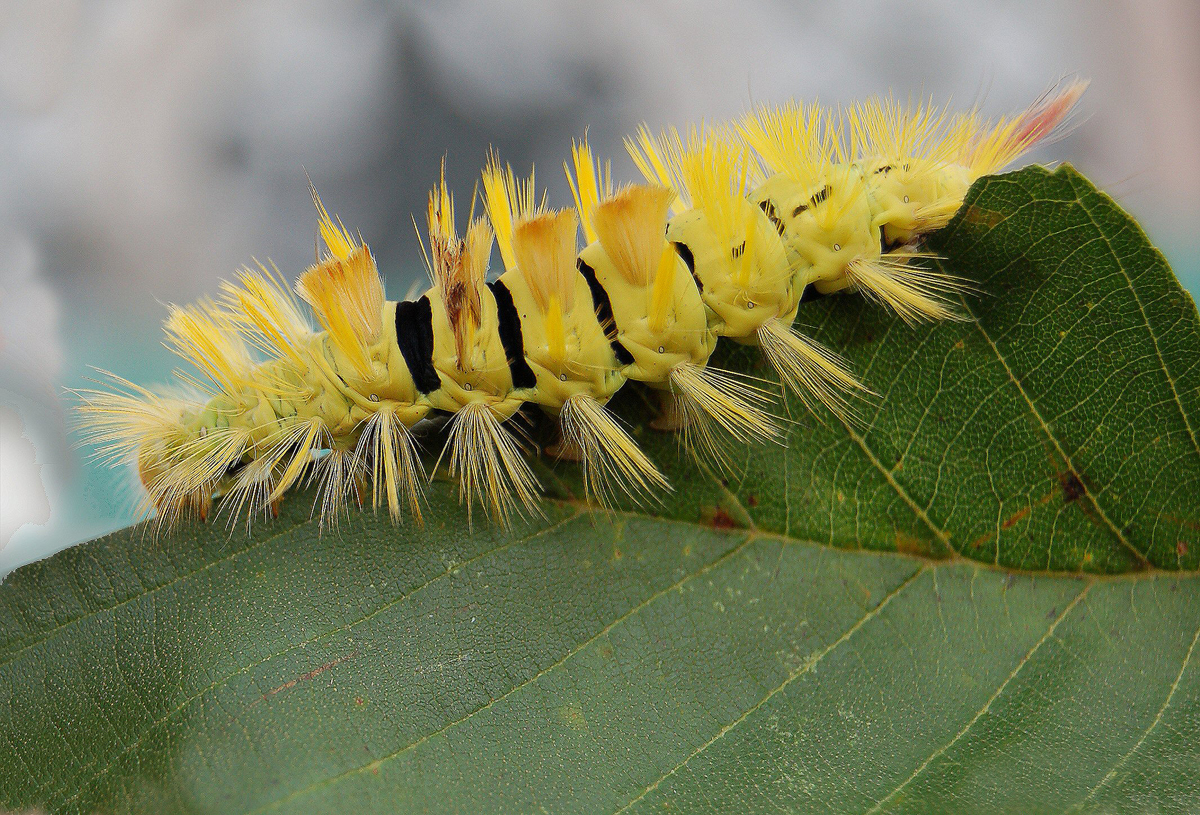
<box><xmin>2</xmin><ymin>165</ymin><xmax>1199</xmax><ymax>815</ymax></box>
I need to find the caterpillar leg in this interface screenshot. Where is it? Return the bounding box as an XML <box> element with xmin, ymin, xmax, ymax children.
<box><xmin>649</xmin><ymin>389</ymin><xmax>689</xmax><ymax>433</ymax></box>
<box><xmin>757</xmin><ymin>317</ymin><xmax>869</xmax><ymax>424</ymax></box>
<box><xmin>844</xmin><ymin>251</ymin><xmax>972</xmax><ymax>324</ymax></box>
<box><xmin>545</xmin><ymin>434</ymin><xmax>585</xmax><ymax>462</ymax></box>
<box><xmin>666</xmin><ymin>361</ymin><xmax>781</xmax><ymax>470</ymax></box>
<box><xmin>558</xmin><ymin>393</ymin><xmax>669</xmax><ymax>507</ymax></box>
<box><xmin>439</xmin><ymin>402</ymin><xmax>542</xmax><ymax>527</ymax></box>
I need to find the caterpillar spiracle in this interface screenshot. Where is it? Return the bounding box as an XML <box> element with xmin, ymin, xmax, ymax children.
<box><xmin>78</xmin><ymin>80</ymin><xmax>1087</xmax><ymax>530</ymax></box>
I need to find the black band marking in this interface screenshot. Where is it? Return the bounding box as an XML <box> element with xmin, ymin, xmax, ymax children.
<box><xmin>672</xmin><ymin>241</ymin><xmax>703</xmax><ymax>292</ymax></box>
<box><xmin>799</xmin><ymin>286</ymin><xmax>827</xmax><ymax>304</ymax></box>
<box><xmin>577</xmin><ymin>258</ymin><xmax>634</xmax><ymax>366</ymax></box>
<box><xmin>394</xmin><ymin>297</ymin><xmax>440</xmax><ymax>394</ymax></box>
<box><xmin>758</xmin><ymin>199</ymin><xmax>786</xmax><ymax>235</ymax></box>
<box><xmin>487</xmin><ymin>280</ymin><xmax>538</xmax><ymax>390</ymax></box>
<box><xmin>810</xmin><ymin>185</ymin><xmax>831</xmax><ymax>207</ymax></box>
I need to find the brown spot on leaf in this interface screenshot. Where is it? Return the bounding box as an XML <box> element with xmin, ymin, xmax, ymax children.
<box><xmin>969</xmin><ymin>531</ymin><xmax>993</xmax><ymax>550</ymax></box>
<box><xmin>708</xmin><ymin>508</ymin><xmax>740</xmax><ymax>529</ymax></box>
<box><xmin>1179</xmin><ymin>541</ymin><xmax>1189</xmax><ymax>558</ymax></box>
<box><xmin>745</xmin><ymin>494</ymin><xmax>759</xmax><ymax>508</ymax></box>
<box><xmin>1163</xmin><ymin>514</ymin><xmax>1200</xmax><ymax>532</ymax></box>
<box><xmin>894</xmin><ymin>531</ymin><xmax>930</xmax><ymax>556</ymax></box>
<box><xmin>1002</xmin><ymin>507</ymin><xmax>1031</xmax><ymax>529</ymax></box>
<box><xmin>260</xmin><ymin>650</ymin><xmax>359</xmax><ymax>702</ymax></box>
<box><xmin>960</xmin><ymin>204</ymin><xmax>1004</xmax><ymax>228</ymax></box>
<box><xmin>1060</xmin><ymin>471</ymin><xmax>1086</xmax><ymax>503</ymax></box>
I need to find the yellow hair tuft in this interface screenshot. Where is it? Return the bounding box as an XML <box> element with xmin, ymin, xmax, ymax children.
<box><xmin>559</xmin><ymin>393</ymin><xmax>670</xmax><ymax>507</ymax></box>
<box><xmin>512</xmin><ymin>209</ymin><xmax>579</xmax><ymax>314</ymax></box>
<box><xmin>757</xmin><ymin>317</ymin><xmax>869</xmax><ymax>424</ymax></box>
<box><xmin>737</xmin><ymin>101</ymin><xmax>838</xmax><ymax>188</ymax></box>
<box><xmin>163</xmin><ymin>300</ymin><xmax>251</xmax><ymax>400</ymax></box>
<box><xmin>564</xmin><ymin>138</ymin><xmax>613</xmax><ymax>244</ymax></box>
<box><xmin>355</xmin><ymin>407</ymin><xmax>425</xmax><ymax>525</ymax></box>
<box><xmin>481</xmin><ymin>155</ymin><xmax>544</xmax><ymax>273</ymax></box>
<box><xmin>668</xmin><ymin>362</ymin><xmax>780</xmax><ymax>471</ymax></box>
<box><xmin>845</xmin><ymin>252</ymin><xmax>973</xmax><ymax>324</ymax></box>
<box><xmin>439</xmin><ymin>402</ymin><xmax>542</xmax><ymax>527</ymax></box>
<box><xmin>592</xmin><ymin>183</ymin><xmax>675</xmax><ymax>287</ymax></box>
<box><xmin>221</xmin><ymin>263</ymin><xmax>313</xmax><ymax>372</ymax></box>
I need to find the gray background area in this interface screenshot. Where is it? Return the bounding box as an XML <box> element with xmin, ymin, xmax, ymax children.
<box><xmin>2</xmin><ymin>0</ymin><xmax>1198</xmax><ymax>577</ymax></box>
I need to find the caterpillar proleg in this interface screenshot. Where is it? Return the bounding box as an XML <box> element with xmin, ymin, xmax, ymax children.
<box><xmin>78</xmin><ymin>81</ymin><xmax>1085</xmax><ymax>529</ymax></box>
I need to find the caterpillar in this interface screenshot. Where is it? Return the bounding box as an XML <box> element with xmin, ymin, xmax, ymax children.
<box><xmin>78</xmin><ymin>80</ymin><xmax>1086</xmax><ymax>530</ymax></box>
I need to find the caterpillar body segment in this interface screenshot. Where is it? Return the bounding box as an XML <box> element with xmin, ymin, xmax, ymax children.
<box><xmin>78</xmin><ymin>84</ymin><xmax>1086</xmax><ymax>530</ymax></box>
<box><xmin>577</xmin><ymin>181</ymin><xmax>781</xmax><ymax>461</ymax></box>
<box><xmin>482</xmin><ymin>161</ymin><xmax>626</xmax><ymax>413</ymax></box>
<box><xmin>482</xmin><ymin>160</ymin><xmax>665</xmax><ymax>507</ymax></box>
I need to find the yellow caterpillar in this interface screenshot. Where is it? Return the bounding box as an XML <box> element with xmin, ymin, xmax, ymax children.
<box><xmin>78</xmin><ymin>81</ymin><xmax>1085</xmax><ymax>529</ymax></box>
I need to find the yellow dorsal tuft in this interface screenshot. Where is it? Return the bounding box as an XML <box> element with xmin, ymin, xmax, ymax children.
<box><xmin>481</xmin><ymin>154</ymin><xmax>543</xmax><ymax>273</ymax></box>
<box><xmin>737</xmin><ymin>101</ymin><xmax>837</xmax><ymax>188</ymax></box>
<box><xmin>511</xmin><ymin>210</ymin><xmax>579</xmax><ymax>314</ymax></box>
<box><xmin>625</xmin><ymin>125</ymin><xmax>689</xmax><ymax>212</ymax></box>
<box><xmin>934</xmin><ymin>80</ymin><xmax>1088</xmax><ymax>179</ymax></box>
<box><xmin>591</xmin><ymin>183</ymin><xmax>675</xmax><ymax>287</ymax></box>
<box><xmin>512</xmin><ymin>209</ymin><xmax>579</xmax><ymax>364</ymax></box>
<box><xmin>628</xmin><ymin>125</ymin><xmax>753</xmax><ymax>241</ymax></box>
<box><xmin>845</xmin><ymin>95</ymin><xmax>951</xmax><ymax>164</ymax></box>
<box><xmin>680</xmin><ymin>132</ymin><xmax>749</xmax><ymax>250</ymax></box>
<box><xmin>427</xmin><ymin>163</ymin><xmax>494</xmax><ymax>368</ymax></box>
<box><xmin>311</xmin><ymin>186</ymin><xmax>355</xmax><ymax>261</ymax></box>
<box><xmin>296</xmin><ymin>193</ymin><xmax>385</xmax><ymax>381</ymax></box>
<box><xmin>564</xmin><ymin>138</ymin><xmax>613</xmax><ymax>244</ymax></box>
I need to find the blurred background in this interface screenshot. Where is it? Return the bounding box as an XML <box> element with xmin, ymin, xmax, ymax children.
<box><xmin>1</xmin><ymin>0</ymin><xmax>1198</xmax><ymax>578</ymax></box>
